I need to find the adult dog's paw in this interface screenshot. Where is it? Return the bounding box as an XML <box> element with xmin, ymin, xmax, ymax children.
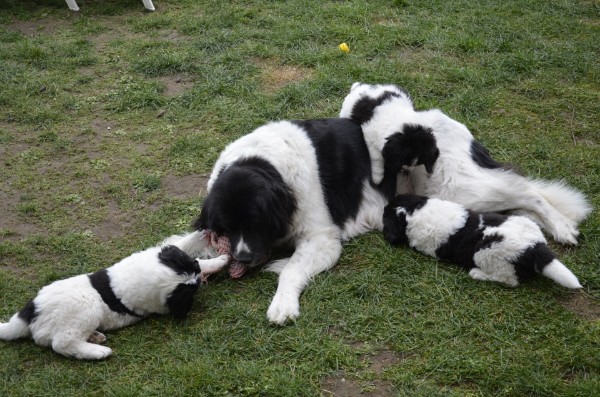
<box><xmin>266</xmin><ymin>293</ymin><xmax>300</xmax><ymax>325</ymax></box>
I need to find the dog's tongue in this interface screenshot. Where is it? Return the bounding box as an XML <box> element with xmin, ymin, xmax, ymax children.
<box><xmin>228</xmin><ymin>261</ymin><xmax>248</xmax><ymax>279</ymax></box>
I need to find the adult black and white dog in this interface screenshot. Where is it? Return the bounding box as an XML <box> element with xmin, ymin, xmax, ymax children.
<box><xmin>339</xmin><ymin>82</ymin><xmax>592</xmax><ymax>245</ymax></box>
<box><xmin>383</xmin><ymin>194</ymin><xmax>582</xmax><ymax>288</ymax></box>
<box><xmin>0</xmin><ymin>233</ymin><xmax>228</xmax><ymax>360</ymax></box>
<box><xmin>194</xmin><ymin>119</ymin><xmax>398</xmax><ymax>325</ymax></box>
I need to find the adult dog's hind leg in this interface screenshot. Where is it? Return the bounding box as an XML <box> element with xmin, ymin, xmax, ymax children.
<box><xmin>267</xmin><ymin>236</ymin><xmax>342</xmax><ymax>325</ymax></box>
<box><xmin>509</xmin><ymin>188</ymin><xmax>579</xmax><ymax>245</ymax></box>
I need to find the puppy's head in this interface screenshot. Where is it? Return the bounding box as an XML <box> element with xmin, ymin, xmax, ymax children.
<box><xmin>382</xmin><ymin>124</ymin><xmax>439</xmax><ymax>174</ymax></box>
<box><xmin>158</xmin><ymin>245</ymin><xmax>201</xmax><ymax>319</ymax></box>
<box><xmin>194</xmin><ymin>157</ymin><xmax>297</xmax><ymax>267</ymax></box>
<box><xmin>383</xmin><ymin>194</ymin><xmax>429</xmax><ymax>246</ymax></box>
<box><xmin>339</xmin><ymin>82</ymin><xmax>413</xmax><ymax>124</ymax></box>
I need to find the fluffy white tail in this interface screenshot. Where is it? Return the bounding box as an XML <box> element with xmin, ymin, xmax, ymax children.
<box><xmin>0</xmin><ymin>314</ymin><xmax>30</xmax><ymax>340</ymax></box>
<box><xmin>532</xmin><ymin>179</ymin><xmax>592</xmax><ymax>224</ymax></box>
<box><xmin>542</xmin><ymin>259</ymin><xmax>583</xmax><ymax>289</ymax></box>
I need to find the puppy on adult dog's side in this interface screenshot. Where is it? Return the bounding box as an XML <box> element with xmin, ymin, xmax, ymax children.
<box><xmin>0</xmin><ymin>233</ymin><xmax>228</xmax><ymax>360</ymax></box>
<box><xmin>340</xmin><ymin>82</ymin><xmax>592</xmax><ymax>245</ymax></box>
<box><xmin>383</xmin><ymin>194</ymin><xmax>582</xmax><ymax>288</ymax></box>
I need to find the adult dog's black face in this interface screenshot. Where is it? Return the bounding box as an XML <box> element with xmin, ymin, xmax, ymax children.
<box><xmin>194</xmin><ymin>157</ymin><xmax>297</xmax><ymax>266</ymax></box>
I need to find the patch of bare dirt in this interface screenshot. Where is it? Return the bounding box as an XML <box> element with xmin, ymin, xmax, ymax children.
<box><xmin>321</xmin><ymin>347</ymin><xmax>404</xmax><ymax>397</ymax></box>
<box><xmin>0</xmin><ymin>187</ymin><xmax>44</xmax><ymax>241</ymax></box>
<box><xmin>158</xmin><ymin>74</ymin><xmax>194</xmax><ymax>97</ymax></box>
<box><xmin>88</xmin><ymin>199</ymin><xmax>133</xmax><ymax>242</ymax></box>
<box><xmin>322</xmin><ymin>375</ymin><xmax>393</xmax><ymax>397</ymax></box>
<box><xmin>560</xmin><ymin>292</ymin><xmax>600</xmax><ymax>321</ymax></box>
<box><xmin>91</xmin><ymin>118</ymin><xmax>118</xmax><ymax>134</ymax></box>
<box><xmin>6</xmin><ymin>17</ymin><xmax>66</xmax><ymax>37</ymax></box>
<box><xmin>255</xmin><ymin>59</ymin><xmax>314</xmax><ymax>93</ymax></box>
<box><xmin>162</xmin><ymin>173</ymin><xmax>210</xmax><ymax>198</ymax></box>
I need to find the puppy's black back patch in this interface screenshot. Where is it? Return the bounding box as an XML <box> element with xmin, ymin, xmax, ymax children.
<box><xmin>17</xmin><ymin>299</ymin><xmax>37</xmax><ymax>325</ymax></box>
<box><xmin>89</xmin><ymin>270</ymin><xmax>142</xmax><ymax>318</ymax></box>
<box><xmin>294</xmin><ymin>118</ymin><xmax>372</xmax><ymax>227</ymax></box>
<box><xmin>159</xmin><ymin>245</ymin><xmax>199</xmax><ymax>276</ymax></box>
<box><xmin>350</xmin><ymin>90</ymin><xmax>404</xmax><ymax>125</ymax></box>
<box><xmin>435</xmin><ymin>211</ymin><xmax>483</xmax><ymax>270</ymax></box>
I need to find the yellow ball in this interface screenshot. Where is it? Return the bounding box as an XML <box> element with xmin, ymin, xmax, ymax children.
<box><xmin>339</xmin><ymin>42</ymin><xmax>350</xmax><ymax>53</ymax></box>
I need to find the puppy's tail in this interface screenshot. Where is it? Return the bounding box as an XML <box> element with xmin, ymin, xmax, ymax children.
<box><xmin>541</xmin><ymin>259</ymin><xmax>583</xmax><ymax>289</ymax></box>
<box><xmin>531</xmin><ymin>179</ymin><xmax>592</xmax><ymax>224</ymax></box>
<box><xmin>0</xmin><ymin>314</ymin><xmax>31</xmax><ymax>341</ymax></box>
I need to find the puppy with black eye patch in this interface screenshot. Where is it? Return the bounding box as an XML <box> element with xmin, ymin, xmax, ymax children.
<box><xmin>0</xmin><ymin>233</ymin><xmax>228</xmax><ymax>360</ymax></box>
<box><xmin>340</xmin><ymin>82</ymin><xmax>592</xmax><ymax>245</ymax></box>
<box><xmin>383</xmin><ymin>194</ymin><xmax>583</xmax><ymax>289</ymax></box>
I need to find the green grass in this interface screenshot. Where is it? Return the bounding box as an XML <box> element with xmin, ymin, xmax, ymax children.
<box><xmin>1</xmin><ymin>0</ymin><xmax>599</xmax><ymax>396</ymax></box>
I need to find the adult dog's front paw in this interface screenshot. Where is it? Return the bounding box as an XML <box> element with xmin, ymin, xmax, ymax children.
<box><xmin>266</xmin><ymin>293</ymin><xmax>300</xmax><ymax>325</ymax></box>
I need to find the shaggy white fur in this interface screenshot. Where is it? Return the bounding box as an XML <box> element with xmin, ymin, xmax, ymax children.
<box><xmin>0</xmin><ymin>233</ymin><xmax>227</xmax><ymax>360</ymax></box>
<box><xmin>340</xmin><ymin>82</ymin><xmax>592</xmax><ymax>245</ymax></box>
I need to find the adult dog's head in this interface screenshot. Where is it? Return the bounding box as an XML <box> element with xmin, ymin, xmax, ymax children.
<box><xmin>194</xmin><ymin>156</ymin><xmax>297</xmax><ymax>267</ymax></box>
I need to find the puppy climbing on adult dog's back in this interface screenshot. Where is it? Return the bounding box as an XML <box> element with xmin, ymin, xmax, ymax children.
<box><xmin>340</xmin><ymin>82</ymin><xmax>592</xmax><ymax>245</ymax></box>
<box><xmin>383</xmin><ymin>194</ymin><xmax>582</xmax><ymax>288</ymax></box>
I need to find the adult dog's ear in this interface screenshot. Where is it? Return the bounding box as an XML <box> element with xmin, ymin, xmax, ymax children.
<box><xmin>166</xmin><ymin>283</ymin><xmax>200</xmax><ymax>319</ymax></box>
<box><xmin>382</xmin><ymin>204</ymin><xmax>408</xmax><ymax>246</ymax></box>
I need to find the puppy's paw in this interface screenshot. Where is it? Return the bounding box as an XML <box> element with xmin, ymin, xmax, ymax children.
<box><xmin>85</xmin><ymin>345</ymin><xmax>112</xmax><ymax>360</ymax></box>
<box><xmin>371</xmin><ymin>166</ymin><xmax>384</xmax><ymax>185</ymax></box>
<box><xmin>68</xmin><ymin>343</ymin><xmax>113</xmax><ymax>360</ymax></box>
<box><xmin>266</xmin><ymin>293</ymin><xmax>300</xmax><ymax>325</ymax></box>
<box><xmin>87</xmin><ymin>331</ymin><xmax>107</xmax><ymax>344</ymax></box>
<box><xmin>468</xmin><ymin>268</ymin><xmax>489</xmax><ymax>281</ymax></box>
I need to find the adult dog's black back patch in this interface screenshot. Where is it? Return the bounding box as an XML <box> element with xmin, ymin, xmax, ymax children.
<box><xmin>293</xmin><ymin>118</ymin><xmax>371</xmax><ymax>227</ymax></box>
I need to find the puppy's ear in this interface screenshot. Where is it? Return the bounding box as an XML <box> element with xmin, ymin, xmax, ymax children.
<box><xmin>166</xmin><ymin>283</ymin><xmax>199</xmax><ymax>319</ymax></box>
<box><xmin>422</xmin><ymin>147</ymin><xmax>439</xmax><ymax>174</ymax></box>
<box><xmin>383</xmin><ymin>203</ymin><xmax>408</xmax><ymax>246</ymax></box>
<box><xmin>382</xmin><ymin>132</ymin><xmax>412</xmax><ymax>173</ymax></box>
<box><xmin>159</xmin><ymin>245</ymin><xmax>200</xmax><ymax>276</ymax></box>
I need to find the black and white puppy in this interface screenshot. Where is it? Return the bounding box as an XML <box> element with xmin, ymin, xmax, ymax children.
<box><xmin>340</xmin><ymin>82</ymin><xmax>592</xmax><ymax>245</ymax></box>
<box><xmin>383</xmin><ymin>194</ymin><xmax>582</xmax><ymax>288</ymax></box>
<box><xmin>195</xmin><ymin>118</ymin><xmax>398</xmax><ymax>324</ymax></box>
<box><xmin>0</xmin><ymin>233</ymin><xmax>228</xmax><ymax>360</ymax></box>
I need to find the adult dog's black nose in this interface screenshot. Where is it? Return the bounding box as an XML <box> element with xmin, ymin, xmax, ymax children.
<box><xmin>233</xmin><ymin>251</ymin><xmax>253</xmax><ymax>264</ymax></box>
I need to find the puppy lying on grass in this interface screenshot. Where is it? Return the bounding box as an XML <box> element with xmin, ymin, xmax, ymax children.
<box><xmin>383</xmin><ymin>194</ymin><xmax>582</xmax><ymax>289</ymax></box>
<box><xmin>0</xmin><ymin>233</ymin><xmax>228</xmax><ymax>360</ymax></box>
